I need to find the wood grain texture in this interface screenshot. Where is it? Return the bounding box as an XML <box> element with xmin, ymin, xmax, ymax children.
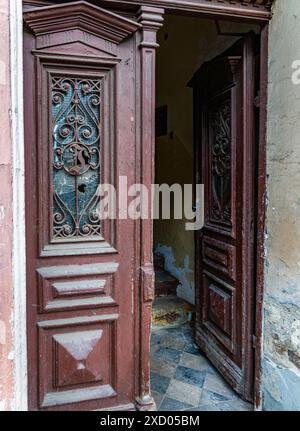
<box><xmin>23</xmin><ymin>0</ymin><xmax>273</xmax><ymax>21</ymax></box>
<box><xmin>135</xmin><ymin>5</ymin><xmax>164</xmax><ymax>412</ymax></box>
<box><xmin>23</xmin><ymin>0</ymin><xmax>142</xmax><ymax>411</ymax></box>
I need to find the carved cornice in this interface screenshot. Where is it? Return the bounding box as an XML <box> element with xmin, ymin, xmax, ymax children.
<box><xmin>202</xmin><ymin>0</ymin><xmax>273</xmax><ymax>9</ymax></box>
<box><xmin>23</xmin><ymin>0</ymin><xmax>275</xmax><ymax>22</ymax></box>
<box><xmin>99</xmin><ymin>0</ymin><xmax>274</xmax><ymax>21</ymax></box>
<box><xmin>23</xmin><ymin>0</ymin><xmax>141</xmax><ymax>44</ymax></box>
<box><xmin>137</xmin><ymin>6</ymin><xmax>164</xmax><ymax>31</ymax></box>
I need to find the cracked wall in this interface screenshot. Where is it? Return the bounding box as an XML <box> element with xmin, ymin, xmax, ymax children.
<box><xmin>262</xmin><ymin>0</ymin><xmax>300</xmax><ymax>411</ymax></box>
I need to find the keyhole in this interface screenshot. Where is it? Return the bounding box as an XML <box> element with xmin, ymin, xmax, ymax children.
<box><xmin>78</xmin><ymin>184</ymin><xmax>86</xmax><ymax>193</ymax></box>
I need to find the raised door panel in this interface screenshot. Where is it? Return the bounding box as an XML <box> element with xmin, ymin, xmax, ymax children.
<box><xmin>202</xmin><ymin>236</ymin><xmax>236</xmax><ymax>281</ymax></box>
<box><xmin>38</xmin><ymin>314</ymin><xmax>118</xmax><ymax>408</ymax></box>
<box><xmin>37</xmin><ymin>262</ymin><xmax>118</xmax><ymax>312</ymax></box>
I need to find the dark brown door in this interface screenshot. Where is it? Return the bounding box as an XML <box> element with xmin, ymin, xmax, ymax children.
<box><xmin>23</xmin><ymin>1</ymin><xmax>147</xmax><ymax>411</ymax></box>
<box><xmin>190</xmin><ymin>35</ymin><xmax>257</xmax><ymax>402</ymax></box>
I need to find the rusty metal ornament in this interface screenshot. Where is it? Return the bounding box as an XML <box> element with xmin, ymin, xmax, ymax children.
<box><xmin>210</xmin><ymin>101</ymin><xmax>232</xmax><ymax>226</ymax></box>
<box><xmin>52</xmin><ymin>76</ymin><xmax>101</xmax><ymax>239</ymax></box>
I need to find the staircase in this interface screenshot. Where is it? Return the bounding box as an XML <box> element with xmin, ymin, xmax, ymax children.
<box><xmin>154</xmin><ymin>253</ymin><xmax>179</xmax><ymax>297</ymax></box>
<box><xmin>153</xmin><ymin>253</ymin><xmax>193</xmax><ymax>329</ymax></box>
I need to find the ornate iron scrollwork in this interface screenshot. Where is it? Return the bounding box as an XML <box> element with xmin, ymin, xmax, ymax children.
<box><xmin>51</xmin><ymin>76</ymin><xmax>101</xmax><ymax>239</ymax></box>
<box><xmin>210</xmin><ymin>100</ymin><xmax>232</xmax><ymax>226</ymax></box>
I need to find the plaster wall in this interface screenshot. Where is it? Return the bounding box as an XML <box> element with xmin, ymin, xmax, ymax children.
<box><xmin>262</xmin><ymin>0</ymin><xmax>300</xmax><ymax>411</ymax></box>
<box><xmin>0</xmin><ymin>0</ymin><xmax>26</xmax><ymax>411</ymax></box>
<box><xmin>0</xmin><ymin>0</ymin><xmax>15</xmax><ymax>411</ymax></box>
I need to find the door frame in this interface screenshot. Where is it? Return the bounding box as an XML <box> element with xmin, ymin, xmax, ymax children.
<box><xmin>131</xmin><ymin>0</ymin><xmax>268</xmax><ymax>410</ymax></box>
<box><xmin>15</xmin><ymin>0</ymin><xmax>269</xmax><ymax>410</ymax></box>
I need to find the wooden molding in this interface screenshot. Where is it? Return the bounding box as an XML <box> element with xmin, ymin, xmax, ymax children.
<box><xmin>98</xmin><ymin>0</ymin><xmax>273</xmax><ymax>22</ymax></box>
<box><xmin>137</xmin><ymin>5</ymin><xmax>164</xmax><ymax>48</ymax></box>
<box><xmin>23</xmin><ymin>0</ymin><xmax>141</xmax><ymax>44</ymax></box>
<box><xmin>140</xmin><ymin>264</ymin><xmax>155</xmax><ymax>302</ymax></box>
<box><xmin>137</xmin><ymin>5</ymin><xmax>164</xmax><ymax>31</ymax></box>
<box><xmin>23</xmin><ymin>1</ymin><xmax>274</xmax><ymax>22</ymax></box>
<box><xmin>197</xmin><ymin>0</ymin><xmax>273</xmax><ymax>9</ymax></box>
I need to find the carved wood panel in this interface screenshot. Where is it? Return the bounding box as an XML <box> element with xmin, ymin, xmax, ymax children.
<box><xmin>38</xmin><ymin>314</ymin><xmax>117</xmax><ymax>408</ymax></box>
<box><xmin>209</xmin><ymin>96</ymin><xmax>232</xmax><ymax>229</ymax></box>
<box><xmin>202</xmin><ymin>271</ymin><xmax>235</xmax><ymax>353</ymax></box>
<box><xmin>36</xmin><ymin>56</ymin><xmax>118</xmax><ymax>258</ymax></box>
<box><xmin>202</xmin><ymin>236</ymin><xmax>236</xmax><ymax>281</ymax></box>
<box><xmin>37</xmin><ymin>262</ymin><xmax>118</xmax><ymax>312</ymax></box>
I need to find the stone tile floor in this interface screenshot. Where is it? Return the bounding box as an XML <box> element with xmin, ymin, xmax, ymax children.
<box><xmin>150</xmin><ymin>324</ymin><xmax>253</xmax><ymax>411</ymax></box>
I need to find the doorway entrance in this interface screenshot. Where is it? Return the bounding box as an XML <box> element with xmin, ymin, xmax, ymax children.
<box><xmin>22</xmin><ymin>0</ymin><xmax>268</xmax><ymax>412</ymax></box>
<box><xmin>152</xmin><ymin>14</ymin><xmax>261</xmax><ymax>410</ymax></box>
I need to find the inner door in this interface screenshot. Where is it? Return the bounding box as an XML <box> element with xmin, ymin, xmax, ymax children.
<box><xmin>23</xmin><ymin>1</ymin><xmax>145</xmax><ymax>411</ymax></box>
<box><xmin>190</xmin><ymin>35</ymin><xmax>257</xmax><ymax>402</ymax></box>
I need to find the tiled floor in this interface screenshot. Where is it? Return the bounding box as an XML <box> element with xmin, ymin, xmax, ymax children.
<box><xmin>150</xmin><ymin>324</ymin><xmax>253</xmax><ymax>411</ymax></box>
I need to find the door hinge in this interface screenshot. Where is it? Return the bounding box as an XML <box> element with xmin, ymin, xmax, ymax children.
<box><xmin>252</xmin><ymin>334</ymin><xmax>258</xmax><ymax>349</ymax></box>
<box><xmin>254</xmin><ymin>91</ymin><xmax>260</xmax><ymax>108</ymax></box>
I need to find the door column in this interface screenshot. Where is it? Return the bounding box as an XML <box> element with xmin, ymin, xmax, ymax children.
<box><xmin>136</xmin><ymin>6</ymin><xmax>164</xmax><ymax>411</ymax></box>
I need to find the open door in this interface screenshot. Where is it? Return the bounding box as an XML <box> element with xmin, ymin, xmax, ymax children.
<box><xmin>190</xmin><ymin>34</ymin><xmax>257</xmax><ymax>402</ymax></box>
<box><xmin>23</xmin><ymin>1</ymin><xmax>163</xmax><ymax>410</ymax></box>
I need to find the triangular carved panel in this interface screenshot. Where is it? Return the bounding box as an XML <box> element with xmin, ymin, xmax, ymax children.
<box><xmin>53</xmin><ymin>329</ymin><xmax>104</xmax><ymax>387</ymax></box>
<box><xmin>37</xmin><ymin>39</ymin><xmax>119</xmax><ymax>58</ymax></box>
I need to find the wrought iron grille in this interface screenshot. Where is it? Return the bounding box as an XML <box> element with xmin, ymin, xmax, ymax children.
<box><xmin>210</xmin><ymin>99</ymin><xmax>232</xmax><ymax>226</ymax></box>
<box><xmin>51</xmin><ymin>76</ymin><xmax>101</xmax><ymax>239</ymax></box>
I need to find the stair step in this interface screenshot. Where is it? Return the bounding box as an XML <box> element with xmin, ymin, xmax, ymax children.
<box><xmin>152</xmin><ymin>295</ymin><xmax>194</xmax><ymax>329</ymax></box>
<box><xmin>154</xmin><ymin>253</ymin><xmax>165</xmax><ymax>272</ymax></box>
<box><xmin>155</xmin><ymin>271</ymin><xmax>178</xmax><ymax>283</ymax></box>
<box><xmin>155</xmin><ymin>270</ymin><xmax>178</xmax><ymax>297</ymax></box>
<box><xmin>153</xmin><ymin>253</ymin><xmax>179</xmax><ymax>297</ymax></box>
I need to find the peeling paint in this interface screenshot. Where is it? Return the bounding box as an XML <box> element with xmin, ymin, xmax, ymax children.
<box><xmin>0</xmin><ymin>205</ymin><xmax>5</xmax><ymax>224</ymax></box>
<box><xmin>0</xmin><ymin>60</ymin><xmax>6</xmax><ymax>85</ymax></box>
<box><xmin>264</xmin><ymin>298</ymin><xmax>300</xmax><ymax>374</ymax></box>
<box><xmin>0</xmin><ymin>320</ymin><xmax>6</xmax><ymax>345</ymax></box>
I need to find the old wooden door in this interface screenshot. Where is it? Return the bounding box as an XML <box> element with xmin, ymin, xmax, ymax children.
<box><xmin>190</xmin><ymin>35</ymin><xmax>257</xmax><ymax>402</ymax></box>
<box><xmin>23</xmin><ymin>1</ymin><xmax>163</xmax><ymax>411</ymax></box>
